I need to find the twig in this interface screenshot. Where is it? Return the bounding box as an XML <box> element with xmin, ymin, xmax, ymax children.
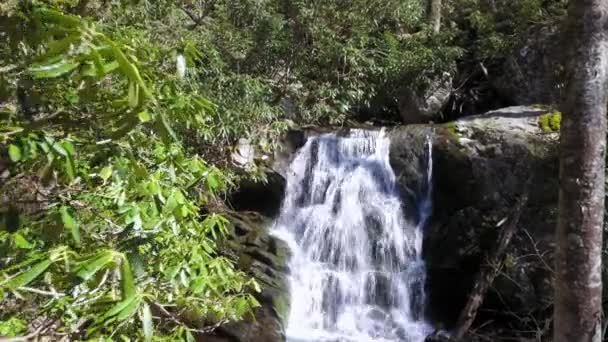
<box><xmin>179</xmin><ymin>0</ymin><xmax>216</xmax><ymax>29</ymax></box>
<box><xmin>17</xmin><ymin>286</ymin><xmax>65</xmax><ymax>297</ymax></box>
<box><xmin>452</xmin><ymin>192</ymin><xmax>529</xmax><ymax>340</ymax></box>
<box><xmin>522</xmin><ymin>229</ymin><xmax>555</xmax><ymax>274</ymax></box>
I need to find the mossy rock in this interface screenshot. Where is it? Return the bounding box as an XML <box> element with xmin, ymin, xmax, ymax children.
<box><xmin>207</xmin><ymin>211</ymin><xmax>290</xmax><ymax>342</ymax></box>
<box><xmin>390</xmin><ymin>106</ymin><xmax>560</xmax><ymax>329</ymax></box>
<box><xmin>538</xmin><ymin>111</ymin><xmax>561</xmax><ymax>132</ymax></box>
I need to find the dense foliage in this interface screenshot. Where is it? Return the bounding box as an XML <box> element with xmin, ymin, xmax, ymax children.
<box><xmin>0</xmin><ymin>0</ymin><xmax>566</xmax><ymax>340</ymax></box>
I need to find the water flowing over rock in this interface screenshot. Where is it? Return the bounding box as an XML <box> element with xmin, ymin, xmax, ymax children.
<box><xmin>222</xmin><ymin>106</ymin><xmax>561</xmax><ymax>341</ymax></box>
<box><xmin>272</xmin><ymin>129</ymin><xmax>433</xmax><ymax>342</ymax></box>
<box><xmin>390</xmin><ymin>106</ymin><xmax>559</xmax><ymax>333</ymax></box>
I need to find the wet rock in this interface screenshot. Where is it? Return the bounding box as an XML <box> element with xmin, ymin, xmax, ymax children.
<box><xmin>201</xmin><ymin>211</ymin><xmax>290</xmax><ymax>342</ymax></box>
<box><xmin>232</xmin><ymin>138</ymin><xmax>255</xmax><ymax>168</ymax></box>
<box><xmin>389</xmin><ymin>106</ymin><xmax>559</xmax><ymax>329</ymax></box>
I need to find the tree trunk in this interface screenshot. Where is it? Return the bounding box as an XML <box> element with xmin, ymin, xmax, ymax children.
<box><xmin>427</xmin><ymin>0</ymin><xmax>442</xmax><ymax>33</ymax></box>
<box><xmin>554</xmin><ymin>1</ymin><xmax>608</xmax><ymax>342</ymax></box>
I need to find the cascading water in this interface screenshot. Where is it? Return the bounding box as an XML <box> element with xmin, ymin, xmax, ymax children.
<box><xmin>272</xmin><ymin>129</ymin><xmax>433</xmax><ymax>342</ymax></box>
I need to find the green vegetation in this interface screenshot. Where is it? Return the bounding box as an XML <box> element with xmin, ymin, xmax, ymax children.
<box><xmin>0</xmin><ymin>0</ymin><xmax>566</xmax><ymax>340</ymax></box>
<box><xmin>539</xmin><ymin>111</ymin><xmax>562</xmax><ymax>132</ymax></box>
<box><xmin>0</xmin><ymin>2</ymin><xmax>262</xmax><ymax>340</ymax></box>
<box><xmin>442</xmin><ymin>121</ymin><xmax>461</xmax><ymax>141</ymax></box>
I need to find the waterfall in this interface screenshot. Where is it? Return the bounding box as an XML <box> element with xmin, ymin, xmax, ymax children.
<box><xmin>272</xmin><ymin>129</ymin><xmax>433</xmax><ymax>342</ymax></box>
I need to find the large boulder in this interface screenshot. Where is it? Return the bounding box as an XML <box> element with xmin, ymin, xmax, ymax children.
<box><xmin>493</xmin><ymin>26</ymin><xmax>563</xmax><ymax>106</ymax></box>
<box><xmin>389</xmin><ymin>106</ymin><xmax>559</xmax><ymax>333</ymax></box>
<box><xmin>398</xmin><ymin>72</ymin><xmax>453</xmax><ymax>124</ymax></box>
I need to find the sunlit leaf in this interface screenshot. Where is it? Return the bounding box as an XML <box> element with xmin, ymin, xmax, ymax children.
<box><xmin>100</xmin><ymin>166</ymin><xmax>113</xmax><ymax>181</ymax></box>
<box><xmin>137</xmin><ymin>110</ymin><xmax>151</xmax><ymax>123</ymax></box>
<box><xmin>101</xmin><ymin>294</ymin><xmax>139</xmax><ymax>321</ymax></box>
<box><xmin>128</xmin><ymin>81</ymin><xmax>139</xmax><ymax>108</ymax></box>
<box><xmin>29</xmin><ymin>60</ymin><xmax>80</xmax><ymax>79</ymax></box>
<box><xmin>13</xmin><ymin>233</ymin><xmax>33</xmax><ymax>249</ymax></box>
<box><xmin>5</xmin><ymin>259</ymin><xmax>52</xmax><ymax>289</ymax></box>
<box><xmin>8</xmin><ymin>145</ymin><xmax>21</xmax><ymax>162</ymax></box>
<box><xmin>120</xmin><ymin>254</ymin><xmax>136</xmax><ymax>299</ymax></box>
<box><xmin>35</xmin><ymin>8</ymin><xmax>82</xmax><ymax>27</ymax></box>
<box><xmin>75</xmin><ymin>251</ymin><xmax>115</xmax><ymax>281</ymax></box>
<box><xmin>60</xmin><ymin>206</ymin><xmax>80</xmax><ymax>246</ymax></box>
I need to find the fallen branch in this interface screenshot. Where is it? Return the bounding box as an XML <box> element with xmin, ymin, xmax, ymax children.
<box><xmin>17</xmin><ymin>286</ymin><xmax>65</xmax><ymax>298</ymax></box>
<box><xmin>451</xmin><ymin>192</ymin><xmax>529</xmax><ymax>340</ymax></box>
<box><xmin>179</xmin><ymin>0</ymin><xmax>216</xmax><ymax>30</ymax></box>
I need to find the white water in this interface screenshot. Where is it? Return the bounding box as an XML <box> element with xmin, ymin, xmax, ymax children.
<box><xmin>273</xmin><ymin>129</ymin><xmax>433</xmax><ymax>342</ymax></box>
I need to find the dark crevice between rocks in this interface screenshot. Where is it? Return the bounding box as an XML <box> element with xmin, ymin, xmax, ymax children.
<box><xmin>226</xmin><ymin>172</ymin><xmax>286</xmax><ymax>218</ymax></box>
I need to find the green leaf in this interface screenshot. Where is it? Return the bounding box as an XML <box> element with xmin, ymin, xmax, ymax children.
<box><xmin>190</xmin><ymin>276</ymin><xmax>207</xmax><ymax>294</ymax></box>
<box><xmin>64</xmin><ymin>157</ymin><xmax>76</xmax><ymax>181</ymax></box>
<box><xmin>128</xmin><ymin>81</ymin><xmax>139</xmax><ymax>108</ymax></box>
<box><xmin>75</xmin><ymin>251</ymin><xmax>115</xmax><ymax>281</ymax></box>
<box><xmin>0</xmin><ymin>317</ymin><xmax>27</xmax><ymax>337</ymax></box>
<box><xmin>13</xmin><ymin>233</ymin><xmax>33</xmax><ymax>249</ymax></box>
<box><xmin>115</xmin><ymin>295</ymin><xmax>141</xmax><ymax>321</ymax></box>
<box><xmin>60</xmin><ymin>206</ymin><xmax>80</xmax><ymax>246</ymax></box>
<box><xmin>52</xmin><ymin>142</ymin><xmax>68</xmax><ymax>157</ymax></box>
<box><xmin>159</xmin><ymin>113</ymin><xmax>178</xmax><ymax>142</ymax></box>
<box><xmin>8</xmin><ymin>145</ymin><xmax>21</xmax><ymax>162</ymax></box>
<box><xmin>141</xmin><ymin>303</ymin><xmax>153</xmax><ymax>342</ymax></box>
<box><xmin>100</xmin><ymin>166</ymin><xmax>113</xmax><ymax>181</ymax></box>
<box><xmin>35</xmin><ymin>8</ymin><xmax>82</xmax><ymax>27</ymax></box>
<box><xmin>37</xmin><ymin>33</ymin><xmax>82</xmax><ymax>64</ymax></box>
<box><xmin>101</xmin><ymin>61</ymin><xmax>120</xmax><ymax>75</ymax></box>
<box><xmin>29</xmin><ymin>60</ymin><xmax>80</xmax><ymax>79</ymax></box>
<box><xmin>137</xmin><ymin>110</ymin><xmax>151</xmax><ymax>123</ymax></box>
<box><xmin>108</xmin><ymin>41</ymin><xmax>153</xmax><ymax>100</ymax></box>
<box><xmin>101</xmin><ymin>294</ymin><xmax>138</xmax><ymax>321</ymax></box>
<box><xmin>120</xmin><ymin>255</ymin><xmax>136</xmax><ymax>299</ymax></box>
<box><xmin>206</xmin><ymin>173</ymin><xmax>221</xmax><ymax>191</ymax></box>
<box><xmin>61</xmin><ymin>141</ymin><xmax>76</xmax><ymax>156</ymax></box>
<box><xmin>89</xmin><ymin>48</ymin><xmax>106</xmax><ymax>78</ymax></box>
<box><xmin>5</xmin><ymin>259</ymin><xmax>52</xmax><ymax>289</ymax></box>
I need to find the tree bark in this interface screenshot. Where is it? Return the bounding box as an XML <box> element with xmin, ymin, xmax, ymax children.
<box><xmin>427</xmin><ymin>0</ymin><xmax>442</xmax><ymax>33</ymax></box>
<box><xmin>554</xmin><ymin>1</ymin><xmax>608</xmax><ymax>342</ymax></box>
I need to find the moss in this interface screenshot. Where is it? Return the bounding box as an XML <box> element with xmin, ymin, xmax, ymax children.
<box><xmin>538</xmin><ymin>111</ymin><xmax>561</xmax><ymax>133</ymax></box>
<box><xmin>441</xmin><ymin>121</ymin><xmax>460</xmax><ymax>141</ymax></box>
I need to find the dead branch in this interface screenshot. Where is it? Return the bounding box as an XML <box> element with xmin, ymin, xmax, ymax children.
<box><xmin>451</xmin><ymin>192</ymin><xmax>529</xmax><ymax>340</ymax></box>
<box><xmin>180</xmin><ymin>0</ymin><xmax>216</xmax><ymax>30</ymax></box>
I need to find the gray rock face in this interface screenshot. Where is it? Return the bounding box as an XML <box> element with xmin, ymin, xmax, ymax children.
<box><xmin>389</xmin><ymin>106</ymin><xmax>559</xmax><ymax>330</ymax></box>
<box><xmin>493</xmin><ymin>26</ymin><xmax>563</xmax><ymax>105</ymax></box>
<box><xmin>202</xmin><ymin>212</ymin><xmax>290</xmax><ymax>342</ymax></box>
<box><xmin>398</xmin><ymin>72</ymin><xmax>452</xmax><ymax>124</ymax></box>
